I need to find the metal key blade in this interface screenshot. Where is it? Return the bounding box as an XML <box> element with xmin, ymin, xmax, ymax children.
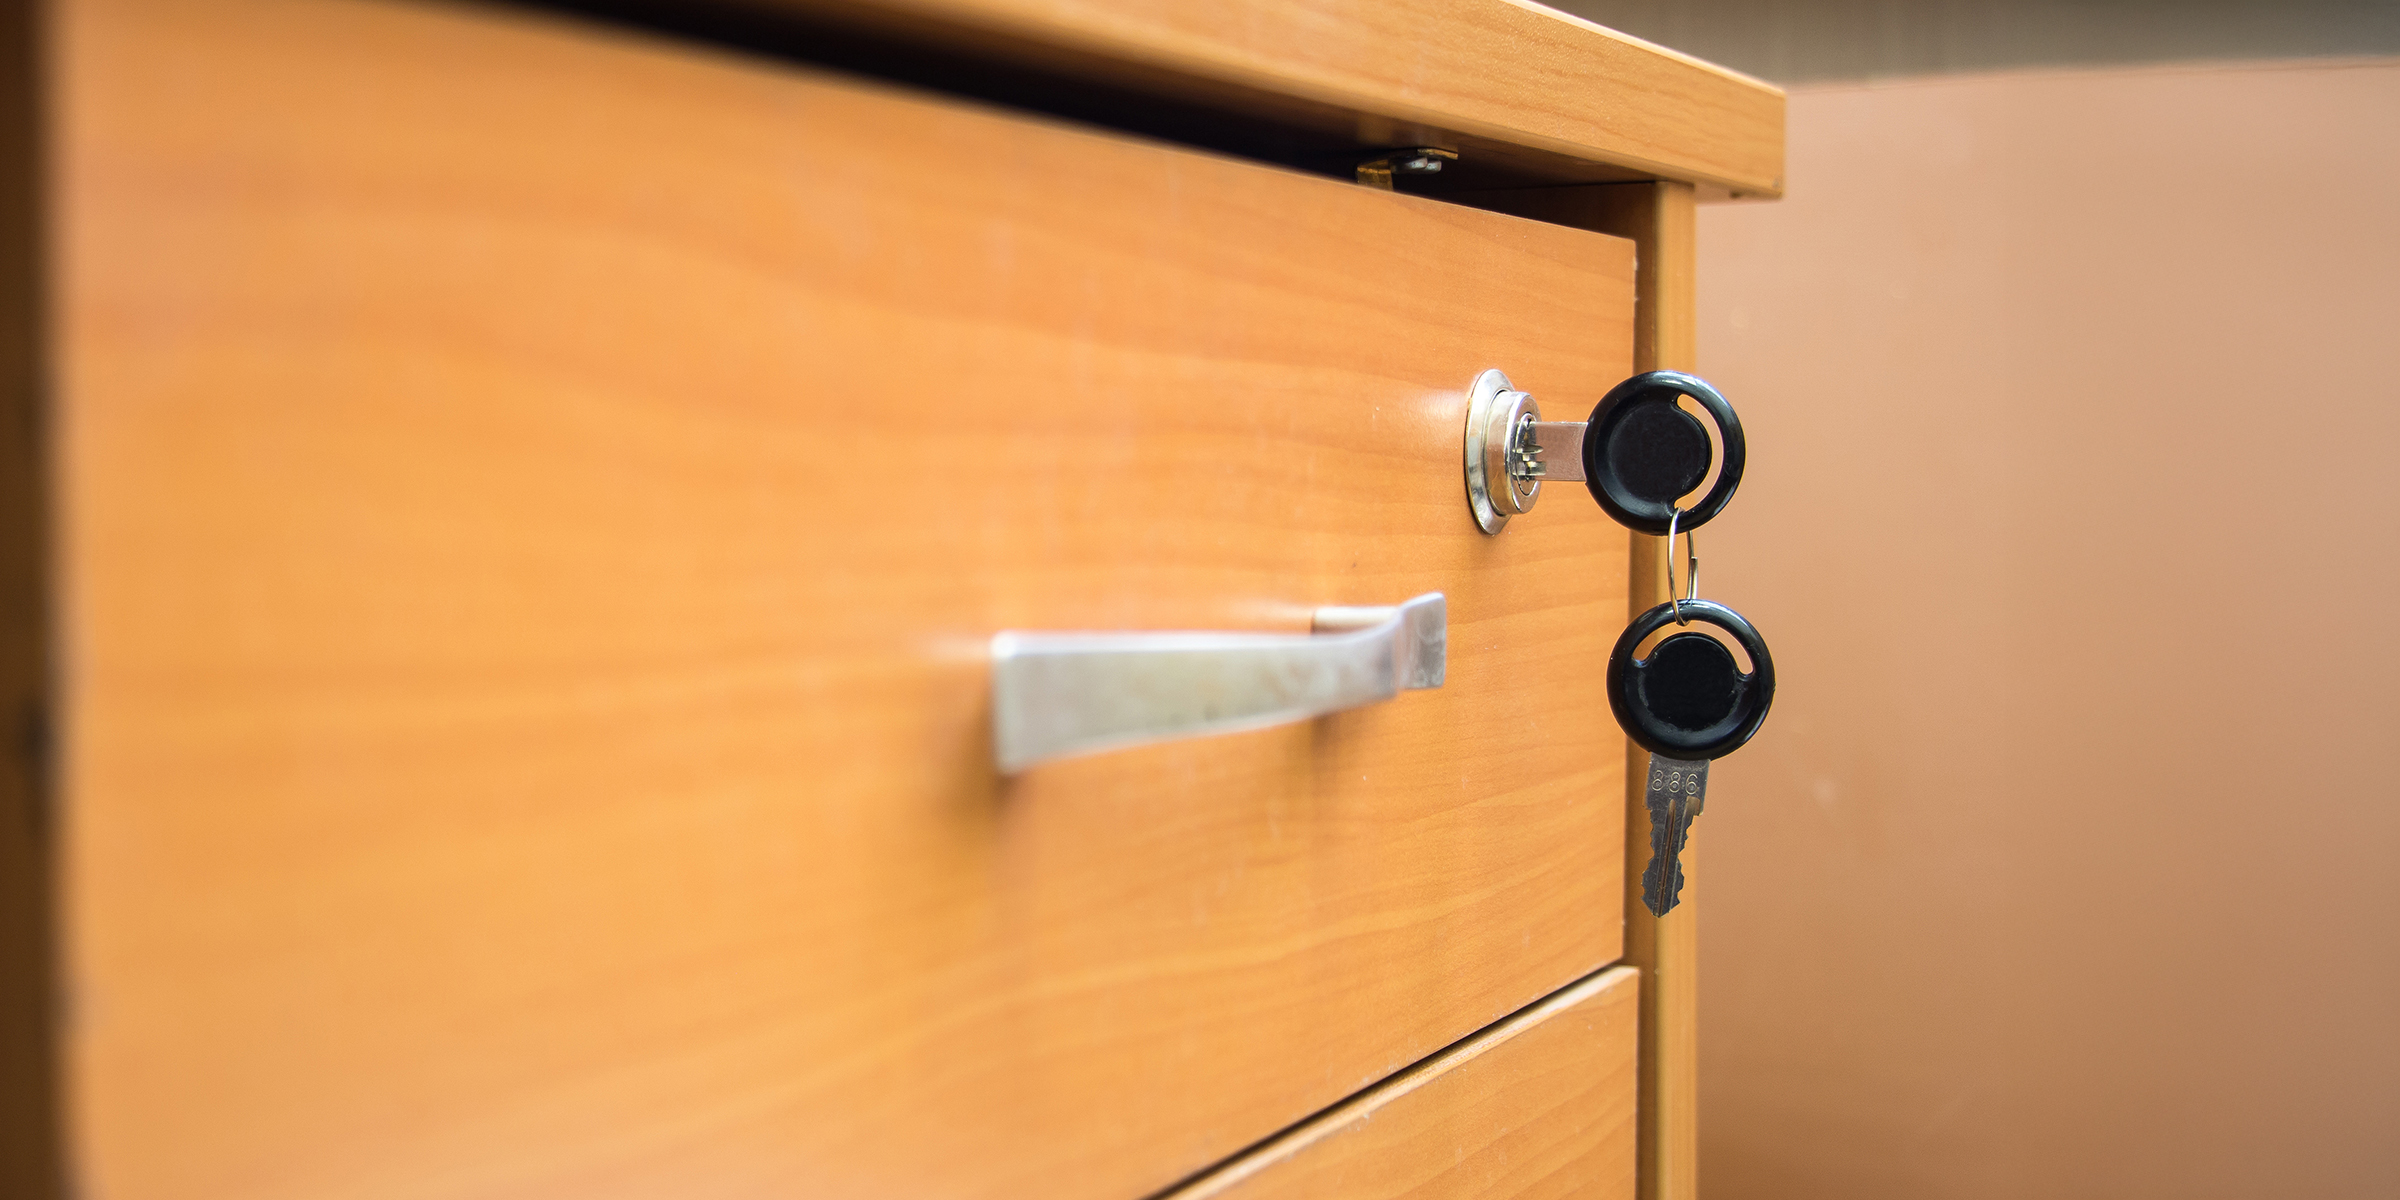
<box><xmin>1640</xmin><ymin>756</ymin><xmax>1710</xmax><ymax>917</ymax></box>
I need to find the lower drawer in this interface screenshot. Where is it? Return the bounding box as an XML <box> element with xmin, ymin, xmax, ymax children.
<box><xmin>1170</xmin><ymin>966</ymin><xmax>1641</xmax><ymax>1199</ymax></box>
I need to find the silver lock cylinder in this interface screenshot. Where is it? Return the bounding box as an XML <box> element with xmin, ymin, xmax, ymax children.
<box><xmin>1463</xmin><ymin>369</ymin><xmax>1587</xmax><ymax>534</ymax></box>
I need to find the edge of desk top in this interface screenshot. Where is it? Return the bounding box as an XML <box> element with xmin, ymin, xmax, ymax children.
<box><xmin>737</xmin><ymin>0</ymin><xmax>1787</xmax><ymax>197</ymax></box>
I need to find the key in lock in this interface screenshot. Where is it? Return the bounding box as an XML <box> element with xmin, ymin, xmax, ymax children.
<box><xmin>1463</xmin><ymin>368</ymin><xmax>1745</xmax><ymax>536</ymax></box>
<box><xmin>1465</xmin><ymin>366</ymin><xmax>1773</xmax><ymax>916</ymax></box>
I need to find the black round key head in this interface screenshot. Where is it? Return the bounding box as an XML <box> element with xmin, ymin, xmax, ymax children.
<box><xmin>1582</xmin><ymin>371</ymin><xmax>1747</xmax><ymax>535</ymax></box>
<box><xmin>1606</xmin><ymin>599</ymin><xmax>1775</xmax><ymax>760</ymax></box>
<box><xmin>1605</xmin><ymin>404</ymin><xmax>1712</xmax><ymax>507</ymax></box>
<box><xmin>1637</xmin><ymin>632</ymin><xmax>1743</xmax><ymax>732</ymax></box>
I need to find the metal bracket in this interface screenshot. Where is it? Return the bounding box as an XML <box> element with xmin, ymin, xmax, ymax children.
<box><xmin>1355</xmin><ymin>146</ymin><xmax>1457</xmax><ymax>189</ymax></box>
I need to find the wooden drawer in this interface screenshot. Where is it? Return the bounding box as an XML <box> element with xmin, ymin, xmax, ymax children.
<box><xmin>1170</xmin><ymin>966</ymin><xmax>1640</xmax><ymax>1200</ymax></box>
<box><xmin>56</xmin><ymin>0</ymin><xmax>1635</xmax><ymax>1197</ymax></box>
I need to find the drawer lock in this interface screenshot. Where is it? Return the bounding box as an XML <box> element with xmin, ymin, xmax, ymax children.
<box><xmin>1463</xmin><ymin>367</ymin><xmax>1746</xmax><ymax>536</ymax></box>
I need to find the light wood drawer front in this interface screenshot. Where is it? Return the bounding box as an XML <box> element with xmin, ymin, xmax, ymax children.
<box><xmin>59</xmin><ymin>0</ymin><xmax>1635</xmax><ymax>1197</ymax></box>
<box><xmin>1172</xmin><ymin>966</ymin><xmax>1641</xmax><ymax>1200</ymax></box>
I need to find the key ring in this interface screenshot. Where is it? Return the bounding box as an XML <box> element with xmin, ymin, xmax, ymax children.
<box><xmin>1664</xmin><ymin>507</ymin><xmax>1700</xmax><ymax>625</ymax></box>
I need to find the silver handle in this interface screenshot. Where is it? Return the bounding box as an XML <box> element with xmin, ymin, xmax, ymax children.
<box><xmin>991</xmin><ymin>593</ymin><xmax>1447</xmax><ymax>774</ymax></box>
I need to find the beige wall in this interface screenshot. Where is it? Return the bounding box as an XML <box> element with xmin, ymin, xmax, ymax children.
<box><xmin>1555</xmin><ymin>0</ymin><xmax>2400</xmax><ymax>83</ymax></box>
<box><xmin>1690</xmin><ymin>60</ymin><xmax>2400</xmax><ymax>1198</ymax></box>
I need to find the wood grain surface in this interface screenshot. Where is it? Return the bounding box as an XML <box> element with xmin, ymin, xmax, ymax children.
<box><xmin>736</xmin><ymin>0</ymin><xmax>1787</xmax><ymax>196</ymax></box>
<box><xmin>55</xmin><ymin>0</ymin><xmax>1637</xmax><ymax>1196</ymax></box>
<box><xmin>1166</xmin><ymin>965</ymin><xmax>1639</xmax><ymax>1200</ymax></box>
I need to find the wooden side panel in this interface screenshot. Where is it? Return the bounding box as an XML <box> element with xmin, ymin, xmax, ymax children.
<box><xmin>55</xmin><ymin>1</ymin><xmax>1637</xmax><ymax>1197</ymax></box>
<box><xmin>1167</xmin><ymin>966</ymin><xmax>1640</xmax><ymax>1200</ymax></box>
<box><xmin>741</xmin><ymin>0</ymin><xmax>1787</xmax><ymax>195</ymax></box>
<box><xmin>1445</xmin><ymin>180</ymin><xmax>1702</xmax><ymax>1200</ymax></box>
<box><xmin>1621</xmin><ymin>181</ymin><xmax>1701</xmax><ymax>1200</ymax></box>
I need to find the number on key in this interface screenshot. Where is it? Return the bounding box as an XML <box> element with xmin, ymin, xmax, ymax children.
<box><xmin>1643</xmin><ymin>756</ymin><xmax>1708</xmax><ymax>916</ymax></box>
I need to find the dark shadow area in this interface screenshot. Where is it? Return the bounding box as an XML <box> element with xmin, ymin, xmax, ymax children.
<box><xmin>0</xmin><ymin>0</ymin><xmax>57</xmax><ymax>1194</ymax></box>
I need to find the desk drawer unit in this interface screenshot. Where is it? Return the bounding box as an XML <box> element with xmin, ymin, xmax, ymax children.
<box><xmin>51</xmin><ymin>0</ymin><xmax>1642</xmax><ymax>1196</ymax></box>
<box><xmin>5</xmin><ymin>0</ymin><xmax>1789</xmax><ymax>1196</ymax></box>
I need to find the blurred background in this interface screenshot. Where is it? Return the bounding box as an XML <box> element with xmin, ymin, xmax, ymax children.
<box><xmin>1554</xmin><ymin>3</ymin><xmax>2399</xmax><ymax>1197</ymax></box>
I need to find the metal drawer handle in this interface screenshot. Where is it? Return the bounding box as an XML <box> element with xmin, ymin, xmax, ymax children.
<box><xmin>991</xmin><ymin>593</ymin><xmax>1446</xmax><ymax>774</ymax></box>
